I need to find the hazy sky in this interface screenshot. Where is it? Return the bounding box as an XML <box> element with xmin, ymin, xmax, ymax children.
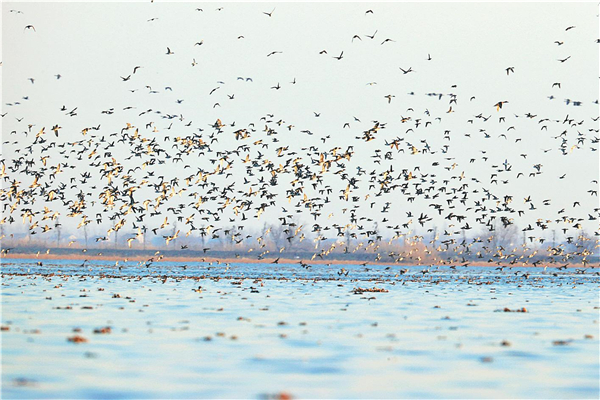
<box><xmin>2</xmin><ymin>1</ymin><xmax>599</xmax><ymax>244</ymax></box>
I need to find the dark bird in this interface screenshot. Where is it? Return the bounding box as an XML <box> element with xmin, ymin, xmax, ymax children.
<box><xmin>494</xmin><ymin>101</ymin><xmax>509</xmax><ymax>111</ymax></box>
<box><xmin>365</xmin><ymin>30</ymin><xmax>378</xmax><ymax>39</ymax></box>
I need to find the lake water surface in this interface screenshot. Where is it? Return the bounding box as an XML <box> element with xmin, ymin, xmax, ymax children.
<box><xmin>2</xmin><ymin>258</ymin><xmax>599</xmax><ymax>399</ymax></box>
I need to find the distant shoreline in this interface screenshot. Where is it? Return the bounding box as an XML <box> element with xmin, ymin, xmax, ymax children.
<box><xmin>0</xmin><ymin>252</ymin><xmax>589</xmax><ymax>269</ymax></box>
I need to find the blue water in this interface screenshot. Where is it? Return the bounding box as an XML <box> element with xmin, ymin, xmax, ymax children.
<box><xmin>2</xmin><ymin>257</ymin><xmax>598</xmax><ymax>282</ymax></box>
<box><xmin>1</xmin><ymin>258</ymin><xmax>599</xmax><ymax>399</ymax></box>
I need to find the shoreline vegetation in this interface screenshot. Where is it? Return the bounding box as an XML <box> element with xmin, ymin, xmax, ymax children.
<box><xmin>2</xmin><ymin>224</ymin><xmax>596</xmax><ymax>269</ymax></box>
<box><xmin>1</xmin><ymin>248</ymin><xmax>595</xmax><ymax>269</ymax></box>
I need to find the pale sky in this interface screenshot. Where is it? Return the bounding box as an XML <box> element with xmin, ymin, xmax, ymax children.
<box><xmin>1</xmin><ymin>2</ymin><xmax>599</xmax><ymax>245</ymax></box>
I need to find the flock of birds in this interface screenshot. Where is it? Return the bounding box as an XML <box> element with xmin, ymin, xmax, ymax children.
<box><xmin>1</xmin><ymin>5</ymin><xmax>599</xmax><ymax>271</ymax></box>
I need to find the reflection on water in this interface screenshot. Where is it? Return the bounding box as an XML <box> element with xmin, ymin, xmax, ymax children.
<box><xmin>1</xmin><ymin>259</ymin><xmax>599</xmax><ymax>399</ymax></box>
<box><xmin>2</xmin><ymin>257</ymin><xmax>599</xmax><ymax>281</ymax></box>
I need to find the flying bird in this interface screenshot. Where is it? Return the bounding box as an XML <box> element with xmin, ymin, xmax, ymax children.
<box><xmin>365</xmin><ymin>30</ymin><xmax>378</xmax><ymax>39</ymax></box>
<box><xmin>494</xmin><ymin>101</ymin><xmax>509</xmax><ymax>111</ymax></box>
